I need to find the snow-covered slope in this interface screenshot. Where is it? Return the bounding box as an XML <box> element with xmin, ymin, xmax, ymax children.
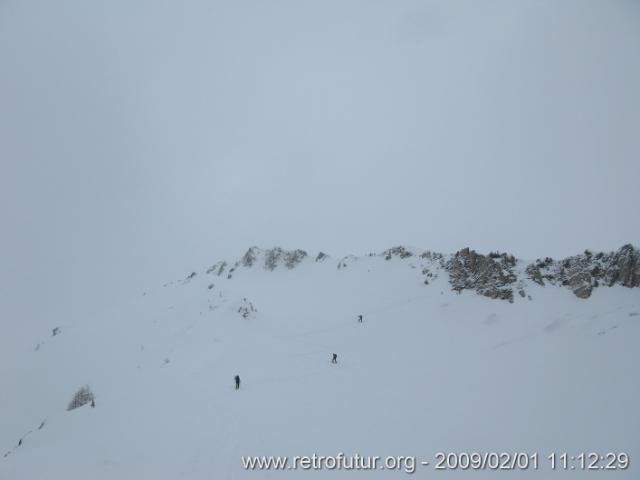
<box><xmin>2</xmin><ymin>246</ymin><xmax>639</xmax><ymax>479</ymax></box>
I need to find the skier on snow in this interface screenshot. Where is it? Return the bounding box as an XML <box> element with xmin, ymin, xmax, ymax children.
<box><xmin>234</xmin><ymin>375</ymin><xmax>241</xmax><ymax>390</ymax></box>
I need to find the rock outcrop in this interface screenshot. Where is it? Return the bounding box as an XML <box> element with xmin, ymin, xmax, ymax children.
<box><xmin>446</xmin><ymin>248</ymin><xmax>517</xmax><ymax>302</ymax></box>
<box><xmin>525</xmin><ymin>244</ymin><xmax>640</xmax><ymax>298</ymax></box>
<box><xmin>206</xmin><ymin>261</ymin><xmax>227</xmax><ymax>276</ymax></box>
<box><xmin>382</xmin><ymin>246</ymin><xmax>414</xmax><ymax>260</ymax></box>
<box><xmin>315</xmin><ymin>252</ymin><xmax>329</xmax><ymax>262</ymax></box>
<box><xmin>209</xmin><ymin>247</ymin><xmax>310</xmax><ymax>274</ymax></box>
<box><xmin>241</xmin><ymin>247</ymin><xmax>260</xmax><ymax>267</ymax></box>
<box><xmin>264</xmin><ymin>247</ymin><xmax>308</xmax><ymax>270</ymax></box>
<box><xmin>337</xmin><ymin>255</ymin><xmax>358</xmax><ymax>269</ymax></box>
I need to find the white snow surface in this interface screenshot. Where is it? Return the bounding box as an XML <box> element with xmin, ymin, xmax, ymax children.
<box><xmin>2</xmin><ymin>249</ymin><xmax>639</xmax><ymax>479</ymax></box>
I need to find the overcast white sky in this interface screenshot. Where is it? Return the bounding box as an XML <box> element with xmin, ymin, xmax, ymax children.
<box><xmin>1</xmin><ymin>0</ymin><xmax>639</xmax><ymax>325</ymax></box>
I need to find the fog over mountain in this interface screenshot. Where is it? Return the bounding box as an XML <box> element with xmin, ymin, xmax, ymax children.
<box><xmin>1</xmin><ymin>0</ymin><xmax>639</xmax><ymax>329</ymax></box>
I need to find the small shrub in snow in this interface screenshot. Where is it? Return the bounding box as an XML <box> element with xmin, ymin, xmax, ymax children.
<box><xmin>67</xmin><ymin>385</ymin><xmax>95</xmax><ymax>411</ymax></box>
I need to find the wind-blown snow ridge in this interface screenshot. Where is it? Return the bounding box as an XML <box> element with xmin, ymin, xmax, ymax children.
<box><xmin>199</xmin><ymin>244</ymin><xmax>640</xmax><ymax>301</ymax></box>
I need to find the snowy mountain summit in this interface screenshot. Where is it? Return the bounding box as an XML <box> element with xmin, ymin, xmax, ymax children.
<box><xmin>2</xmin><ymin>244</ymin><xmax>639</xmax><ymax>479</ymax></box>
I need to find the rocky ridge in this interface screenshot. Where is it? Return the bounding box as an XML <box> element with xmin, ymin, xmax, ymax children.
<box><xmin>199</xmin><ymin>244</ymin><xmax>639</xmax><ymax>301</ymax></box>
